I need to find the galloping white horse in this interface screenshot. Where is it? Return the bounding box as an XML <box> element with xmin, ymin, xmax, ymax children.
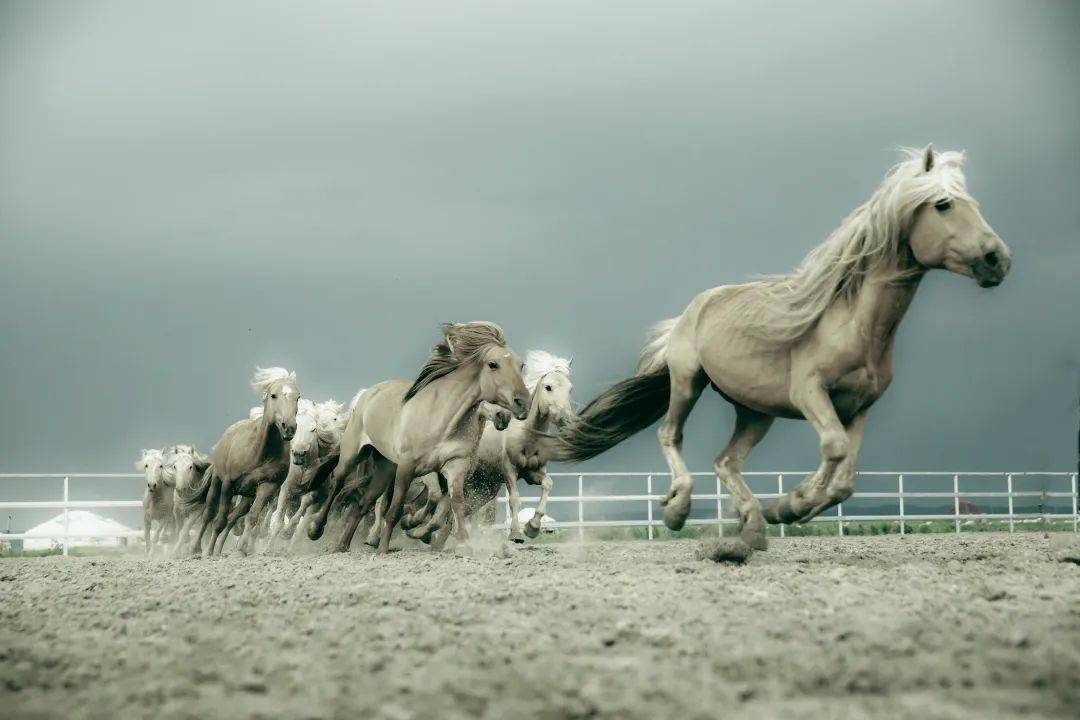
<box><xmin>137</xmin><ymin>449</ymin><xmax>171</xmax><ymax>555</ymax></box>
<box><xmin>550</xmin><ymin>147</ymin><xmax>1011</xmax><ymax>551</ymax></box>
<box><xmin>262</xmin><ymin>397</ymin><xmax>349</xmax><ymax>549</ymax></box>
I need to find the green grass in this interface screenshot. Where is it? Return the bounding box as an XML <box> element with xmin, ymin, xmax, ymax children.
<box><xmin>0</xmin><ymin>545</ymin><xmax>143</xmax><ymax>559</ymax></box>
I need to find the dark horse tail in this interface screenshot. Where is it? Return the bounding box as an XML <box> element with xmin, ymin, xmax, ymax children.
<box><xmin>548</xmin><ymin>367</ymin><xmax>671</xmax><ymax>462</ymax></box>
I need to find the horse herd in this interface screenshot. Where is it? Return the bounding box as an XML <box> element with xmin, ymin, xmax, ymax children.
<box><xmin>138</xmin><ymin>346</ymin><xmax>576</xmax><ymax>557</ymax></box>
<box><xmin>137</xmin><ymin>146</ymin><xmax>1012</xmax><ymax>560</ymax></box>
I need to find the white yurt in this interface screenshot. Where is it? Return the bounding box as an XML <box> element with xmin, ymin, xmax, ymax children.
<box><xmin>22</xmin><ymin>510</ymin><xmax>135</xmax><ymax>551</ymax></box>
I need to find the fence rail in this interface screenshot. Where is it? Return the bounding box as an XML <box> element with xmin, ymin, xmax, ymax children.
<box><xmin>1</xmin><ymin>471</ymin><xmax>1077</xmax><ymax>554</ymax></box>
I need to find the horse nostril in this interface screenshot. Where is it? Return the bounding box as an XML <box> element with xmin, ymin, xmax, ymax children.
<box><xmin>984</xmin><ymin>251</ymin><xmax>999</xmax><ymax>267</ymax></box>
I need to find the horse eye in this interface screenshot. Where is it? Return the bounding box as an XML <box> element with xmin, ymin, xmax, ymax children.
<box><xmin>271</xmin><ymin>393</ymin><xmax>277</xmax><ymax>399</ymax></box>
<box><xmin>544</xmin><ymin>385</ymin><xmax>552</xmax><ymax>392</ymax></box>
<box><xmin>934</xmin><ymin>199</ymin><xmax>952</xmax><ymax>212</ymax></box>
<box><xmin>488</xmin><ymin>361</ymin><xmax>499</xmax><ymax>370</ymax></box>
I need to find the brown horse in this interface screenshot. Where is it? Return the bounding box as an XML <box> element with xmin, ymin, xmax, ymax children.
<box><xmin>182</xmin><ymin>367</ymin><xmax>300</xmax><ymax>557</ymax></box>
<box><xmin>307</xmin><ymin>322</ymin><xmax>530</xmax><ymax>554</ymax></box>
<box><xmin>549</xmin><ymin>147</ymin><xmax>1011</xmax><ymax>551</ymax></box>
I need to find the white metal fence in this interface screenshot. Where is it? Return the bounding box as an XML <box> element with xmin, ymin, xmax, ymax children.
<box><xmin>1</xmin><ymin>471</ymin><xmax>1077</xmax><ymax>554</ymax></box>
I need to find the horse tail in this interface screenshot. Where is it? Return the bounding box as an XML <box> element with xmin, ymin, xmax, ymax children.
<box><xmin>545</xmin><ymin>314</ymin><xmax>681</xmax><ymax>462</ymax></box>
<box><xmin>636</xmin><ymin>315</ymin><xmax>679</xmax><ymax>374</ymax></box>
<box><xmin>176</xmin><ymin>465</ymin><xmax>214</xmax><ymax>508</ymax></box>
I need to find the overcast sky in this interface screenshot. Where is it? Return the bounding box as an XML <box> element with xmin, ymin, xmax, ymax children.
<box><xmin>1</xmin><ymin>0</ymin><xmax>1077</xmax><ymax>479</ymax></box>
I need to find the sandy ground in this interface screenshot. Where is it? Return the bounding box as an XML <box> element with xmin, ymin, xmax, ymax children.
<box><xmin>2</xmin><ymin>533</ymin><xmax>1079</xmax><ymax>720</ymax></box>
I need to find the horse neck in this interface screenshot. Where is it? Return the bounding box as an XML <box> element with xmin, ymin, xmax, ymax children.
<box><xmin>522</xmin><ymin>384</ymin><xmax>552</xmax><ymax>431</ymax></box>
<box><xmin>427</xmin><ymin>362</ymin><xmax>486</xmax><ymax>439</ymax></box>
<box><xmin>849</xmin><ymin>249</ymin><xmax>926</xmax><ymax>354</ymax></box>
<box><xmin>253</xmin><ymin>411</ymin><xmax>285</xmax><ymax>461</ymax></box>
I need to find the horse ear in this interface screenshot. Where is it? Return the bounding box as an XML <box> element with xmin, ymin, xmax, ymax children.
<box><xmin>922</xmin><ymin>144</ymin><xmax>934</xmax><ymax>172</ymax></box>
<box><xmin>568</xmin><ymin>356</ymin><xmax>573</xmax><ymax>369</ymax></box>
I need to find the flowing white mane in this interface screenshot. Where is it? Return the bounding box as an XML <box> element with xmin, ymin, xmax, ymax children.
<box><xmin>743</xmin><ymin>146</ymin><xmax>971</xmax><ymax>344</ymax></box>
<box><xmin>524</xmin><ymin>350</ymin><xmax>572</xmax><ymax>390</ymax></box>
<box><xmin>250</xmin><ymin>366</ymin><xmax>296</xmax><ymax>397</ymax></box>
<box><xmin>249</xmin><ymin>405</ymin><xmax>264</xmax><ymax>421</ymax></box>
<box><xmin>314</xmin><ymin>399</ymin><xmax>347</xmax><ymax>444</ymax></box>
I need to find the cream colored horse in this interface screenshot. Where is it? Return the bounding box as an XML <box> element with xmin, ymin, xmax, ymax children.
<box><xmin>137</xmin><ymin>449</ymin><xmax>172</xmax><ymax>555</ymax></box>
<box><xmin>182</xmin><ymin>367</ymin><xmax>300</xmax><ymax>557</ymax></box>
<box><xmin>551</xmin><ymin>147</ymin><xmax>1011</xmax><ymax>551</ymax></box>
<box><xmin>403</xmin><ymin>350</ymin><xmax>576</xmax><ymax>547</ymax></box>
<box><xmin>161</xmin><ymin>445</ymin><xmax>212</xmax><ymax>555</ymax></box>
<box><xmin>262</xmin><ymin>398</ymin><xmax>348</xmax><ymax>549</ymax></box>
<box><xmin>307</xmin><ymin>322</ymin><xmax>530</xmax><ymax>554</ymax></box>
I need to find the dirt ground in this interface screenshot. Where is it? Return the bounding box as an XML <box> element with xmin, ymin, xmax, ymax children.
<box><xmin>2</xmin><ymin>533</ymin><xmax>1079</xmax><ymax>720</ymax></box>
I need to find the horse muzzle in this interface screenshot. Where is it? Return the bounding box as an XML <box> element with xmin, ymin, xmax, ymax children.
<box><xmin>279</xmin><ymin>422</ymin><xmax>296</xmax><ymax>441</ymax></box>
<box><xmin>291</xmin><ymin>450</ymin><xmax>309</xmax><ymax>466</ymax></box>
<box><xmin>511</xmin><ymin>395</ymin><xmax>530</xmax><ymax>421</ymax></box>
<box><xmin>970</xmin><ymin>245</ymin><xmax>1011</xmax><ymax>288</ymax></box>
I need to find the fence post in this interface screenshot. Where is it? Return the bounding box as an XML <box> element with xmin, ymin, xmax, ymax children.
<box><xmin>778</xmin><ymin>474</ymin><xmax>785</xmax><ymax>538</ymax></box>
<box><xmin>646</xmin><ymin>475</ymin><xmax>654</xmax><ymax>540</ymax></box>
<box><xmin>63</xmin><ymin>475</ymin><xmax>70</xmax><ymax>557</ymax></box>
<box><xmin>898</xmin><ymin>474</ymin><xmax>905</xmax><ymax>535</ymax></box>
<box><xmin>1073</xmin><ymin>473</ymin><xmax>1078</xmax><ymax>535</ymax></box>
<box><xmin>716</xmin><ymin>474</ymin><xmax>723</xmax><ymax>538</ymax></box>
<box><xmin>953</xmin><ymin>474</ymin><xmax>961</xmax><ymax>534</ymax></box>
<box><xmin>1007</xmin><ymin>473</ymin><xmax>1014</xmax><ymax>533</ymax></box>
<box><xmin>837</xmin><ymin>499</ymin><xmax>844</xmax><ymax>536</ymax></box>
<box><xmin>577</xmin><ymin>475</ymin><xmax>584</xmax><ymax>541</ymax></box>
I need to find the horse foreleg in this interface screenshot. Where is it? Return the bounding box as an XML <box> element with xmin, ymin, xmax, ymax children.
<box><xmin>238</xmin><ymin>482</ymin><xmax>276</xmax><ymax>555</ymax></box>
<box><xmin>444</xmin><ymin>458</ymin><xmax>473</xmax><ymax>547</ymax></box>
<box><xmin>143</xmin><ymin>502</ymin><xmax>152</xmax><ymax>556</ymax></box>
<box><xmin>308</xmin><ymin>452</ymin><xmax>361</xmax><ymax>541</ymax></box>
<box><xmin>505</xmin><ymin>463</ymin><xmax>525</xmax><ymax>543</ymax></box>
<box><xmin>189</xmin><ymin>474</ymin><xmax>221</xmax><ymax>557</ymax></box>
<box><xmin>206</xmin><ymin>477</ymin><xmax>235</xmax><ymax>556</ymax></box>
<box><xmin>523</xmin><ymin>471</ymin><xmax>554</xmax><ymax>540</ymax></box>
<box><xmin>214</xmin><ymin>493</ymin><xmax>253</xmax><ymax>556</ymax></box>
<box><xmin>331</xmin><ymin>500</ymin><xmax>363</xmax><ymax>554</ymax></box>
<box><xmin>792</xmin><ymin>412</ymin><xmax>866</xmax><ymax>523</ymax></box>
<box><xmin>763</xmin><ymin>383</ymin><xmax>851</xmax><ymax>525</ymax></box>
<box><xmin>429</xmin><ymin>502</ymin><xmax>454</xmax><ymax>551</ymax></box>
<box><xmin>379</xmin><ymin>461</ymin><xmax>414</xmax><ymax>554</ymax></box>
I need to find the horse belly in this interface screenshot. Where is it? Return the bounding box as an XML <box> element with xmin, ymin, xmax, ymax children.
<box><xmin>699</xmin><ymin>343</ymin><xmax>799</xmax><ymax>418</ymax></box>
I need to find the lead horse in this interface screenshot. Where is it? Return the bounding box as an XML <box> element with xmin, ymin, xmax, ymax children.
<box><xmin>307</xmin><ymin>322</ymin><xmax>530</xmax><ymax>554</ymax></box>
<box><xmin>550</xmin><ymin>147</ymin><xmax>1011</xmax><ymax>551</ymax></box>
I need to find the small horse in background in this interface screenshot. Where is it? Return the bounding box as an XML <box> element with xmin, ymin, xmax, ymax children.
<box><xmin>161</xmin><ymin>445</ymin><xmax>212</xmax><ymax>555</ymax></box>
<box><xmin>182</xmin><ymin>367</ymin><xmax>300</xmax><ymax>557</ymax></box>
<box><xmin>550</xmin><ymin>146</ymin><xmax>1011</xmax><ymax>552</ymax></box>
<box><xmin>309</xmin><ymin>322</ymin><xmax>530</xmax><ymax>554</ymax></box>
<box><xmin>137</xmin><ymin>449</ymin><xmax>172</xmax><ymax>556</ymax></box>
<box><xmin>261</xmin><ymin>397</ymin><xmax>349</xmax><ymax>551</ymax></box>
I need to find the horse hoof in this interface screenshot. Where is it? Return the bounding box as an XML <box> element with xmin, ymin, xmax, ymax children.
<box><xmin>739</xmin><ymin>522</ymin><xmax>768</xmax><ymax>551</ymax></box>
<box><xmin>508</xmin><ymin>530</ymin><xmax>526</xmax><ymax>544</ymax></box>
<box><xmin>661</xmin><ymin>496</ymin><xmax>691</xmax><ymax>531</ymax></box>
<box><xmin>330</xmin><ymin>545</ymin><xmax>349</xmax><ymax>554</ymax></box>
<box><xmin>306</xmin><ymin>520</ymin><xmax>325</xmax><ymax>541</ymax></box>
<box><xmin>523</xmin><ymin>519</ymin><xmax>542</xmax><ymax>539</ymax></box>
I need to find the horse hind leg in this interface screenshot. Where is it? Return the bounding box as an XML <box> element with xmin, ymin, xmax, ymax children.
<box><xmin>714</xmin><ymin>404</ymin><xmax>774</xmax><ymax>550</ymax></box>
<box><xmin>365</xmin><ymin>494</ymin><xmax>387</xmax><ymax>548</ymax></box>
<box><xmin>657</xmin><ymin>360</ymin><xmax>709</xmax><ymax>531</ymax></box>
